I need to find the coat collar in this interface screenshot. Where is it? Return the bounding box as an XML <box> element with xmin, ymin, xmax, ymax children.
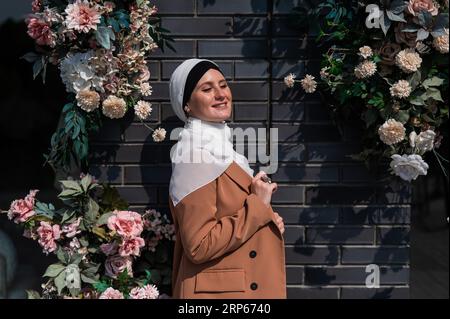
<box><xmin>223</xmin><ymin>161</ymin><xmax>252</xmax><ymax>194</ymax></box>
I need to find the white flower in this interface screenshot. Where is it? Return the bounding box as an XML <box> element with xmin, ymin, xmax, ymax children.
<box><xmin>76</xmin><ymin>89</ymin><xmax>100</xmax><ymax>112</ymax></box>
<box><xmin>152</xmin><ymin>127</ymin><xmax>166</xmax><ymax>142</ymax></box>
<box><xmin>134</xmin><ymin>100</ymin><xmax>152</xmax><ymax>120</ymax></box>
<box><xmin>378</xmin><ymin>119</ymin><xmax>406</xmax><ymax>145</ymax></box>
<box><xmin>300</xmin><ymin>74</ymin><xmax>317</xmax><ymax>93</ymax></box>
<box><xmin>358</xmin><ymin>46</ymin><xmax>373</xmax><ymax>59</ymax></box>
<box><xmin>409</xmin><ymin>129</ymin><xmax>436</xmax><ymax>153</ymax></box>
<box><xmin>102</xmin><ymin>95</ymin><xmax>127</xmax><ymax>119</ymax></box>
<box><xmin>395</xmin><ymin>48</ymin><xmax>422</xmax><ymax>73</ymax></box>
<box><xmin>59</xmin><ymin>51</ymin><xmax>104</xmax><ymax>93</ymax></box>
<box><xmin>284</xmin><ymin>73</ymin><xmax>296</xmax><ymax>88</ymax></box>
<box><xmin>390</xmin><ymin>154</ymin><xmax>429</xmax><ymax>182</ymax></box>
<box><xmin>390</xmin><ymin>80</ymin><xmax>412</xmax><ymax>99</ymax></box>
<box><xmin>320</xmin><ymin>67</ymin><xmax>330</xmax><ymax>79</ymax></box>
<box><xmin>140</xmin><ymin>82</ymin><xmax>153</xmax><ymax>96</ymax></box>
<box><xmin>354</xmin><ymin>60</ymin><xmax>377</xmax><ymax>79</ymax></box>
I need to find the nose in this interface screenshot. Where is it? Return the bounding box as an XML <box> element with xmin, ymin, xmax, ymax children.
<box><xmin>214</xmin><ymin>88</ymin><xmax>226</xmax><ymax>100</ymax></box>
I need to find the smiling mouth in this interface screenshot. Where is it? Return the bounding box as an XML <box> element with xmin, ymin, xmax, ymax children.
<box><xmin>212</xmin><ymin>102</ymin><xmax>228</xmax><ymax>108</ymax></box>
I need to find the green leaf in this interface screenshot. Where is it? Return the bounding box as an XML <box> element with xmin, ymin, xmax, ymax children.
<box><xmin>422</xmin><ymin>76</ymin><xmax>445</xmax><ymax>89</ymax></box>
<box><xmin>56</xmin><ymin>247</ymin><xmax>69</xmax><ymax>264</ymax></box>
<box><xmin>363</xmin><ymin>109</ymin><xmax>379</xmax><ymax>128</ymax></box>
<box><xmin>60</xmin><ymin>180</ymin><xmax>82</xmax><ymax>191</ymax></box>
<box><xmin>386</xmin><ymin>10</ymin><xmax>406</xmax><ymax>23</ymax></box>
<box><xmin>54</xmin><ymin>271</ymin><xmax>66</xmax><ymax>295</ymax></box>
<box><xmin>22</xmin><ymin>52</ymin><xmax>40</xmax><ymax>63</ymax></box>
<box><xmin>408</xmin><ymin>71</ymin><xmax>422</xmax><ymax>90</ymax></box>
<box><xmin>93</xmin><ymin>281</ymin><xmax>110</xmax><ymax>293</ymax></box>
<box><xmin>26</xmin><ymin>290</ymin><xmax>42</xmax><ymax>299</ymax></box>
<box><xmin>86</xmin><ymin>198</ymin><xmax>100</xmax><ymax>223</ymax></box>
<box><xmin>426</xmin><ymin>88</ymin><xmax>443</xmax><ymax>102</ymax></box>
<box><xmin>81</xmin><ymin>174</ymin><xmax>93</xmax><ymax>193</ymax></box>
<box><xmin>61</xmin><ymin>210</ymin><xmax>76</xmax><ymax>224</ymax></box>
<box><xmin>81</xmin><ymin>273</ymin><xmax>99</xmax><ymax>284</ymax></box>
<box><xmin>95</xmin><ymin>26</ymin><xmax>115</xmax><ymax>49</ymax></box>
<box><xmin>43</xmin><ymin>264</ymin><xmax>65</xmax><ymax>278</ymax></box>
<box><xmin>96</xmin><ymin>212</ymin><xmax>114</xmax><ymax>226</ymax></box>
<box><xmin>92</xmin><ymin>226</ymin><xmax>108</xmax><ymax>240</ymax></box>
<box><xmin>416</xmin><ymin>29</ymin><xmax>429</xmax><ymax>41</ymax></box>
<box><xmin>59</xmin><ymin>189</ymin><xmax>82</xmax><ymax>197</ymax></box>
<box><xmin>62</xmin><ymin>103</ymin><xmax>74</xmax><ymax>113</ymax></box>
<box><xmin>396</xmin><ymin>110</ymin><xmax>410</xmax><ymax>124</ymax></box>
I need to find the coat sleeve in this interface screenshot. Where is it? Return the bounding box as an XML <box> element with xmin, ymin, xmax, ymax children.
<box><xmin>172</xmin><ymin>179</ymin><xmax>275</xmax><ymax>264</ymax></box>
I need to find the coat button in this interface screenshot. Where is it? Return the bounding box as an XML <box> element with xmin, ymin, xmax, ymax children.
<box><xmin>250</xmin><ymin>283</ymin><xmax>258</xmax><ymax>290</ymax></box>
<box><xmin>249</xmin><ymin>250</ymin><xmax>257</xmax><ymax>258</ymax></box>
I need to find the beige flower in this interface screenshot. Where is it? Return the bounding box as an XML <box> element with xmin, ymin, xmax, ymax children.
<box><xmin>140</xmin><ymin>82</ymin><xmax>153</xmax><ymax>96</ymax></box>
<box><xmin>354</xmin><ymin>60</ymin><xmax>377</xmax><ymax>79</ymax></box>
<box><xmin>152</xmin><ymin>127</ymin><xmax>166</xmax><ymax>142</ymax></box>
<box><xmin>407</xmin><ymin>0</ymin><xmax>439</xmax><ymax>16</ymax></box>
<box><xmin>134</xmin><ymin>100</ymin><xmax>152</xmax><ymax>120</ymax></box>
<box><xmin>76</xmin><ymin>89</ymin><xmax>100</xmax><ymax>112</ymax></box>
<box><xmin>102</xmin><ymin>95</ymin><xmax>127</xmax><ymax>119</ymax></box>
<box><xmin>300</xmin><ymin>74</ymin><xmax>317</xmax><ymax>93</ymax></box>
<box><xmin>390</xmin><ymin>80</ymin><xmax>412</xmax><ymax>99</ymax></box>
<box><xmin>284</xmin><ymin>73</ymin><xmax>296</xmax><ymax>88</ymax></box>
<box><xmin>358</xmin><ymin>46</ymin><xmax>373</xmax><ymax>59</ymax></box>
<box><xmin>320</xmin><ymin>67</ymin><xmax>330</xmax><ymax>79</ymax></box>
<box><xmin>378</xmin><ymin>119</ymin><xmax>406</xmax><ymax>145</ymax></box>
<box><xmin>433</xmin><ymin>28</ymin><xmax>449</xmax><ymax>54</ymax></box>
<box><xmin>395</xmin><ymin>48</ymin><xmax>422</xmax><ymax>73</ymax></box>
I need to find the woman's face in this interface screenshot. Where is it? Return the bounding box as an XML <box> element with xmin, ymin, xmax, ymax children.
<box><xmin>186</xmin><ymin>69</ymin><xmax>232</xmax><ymax>122</ymax></box>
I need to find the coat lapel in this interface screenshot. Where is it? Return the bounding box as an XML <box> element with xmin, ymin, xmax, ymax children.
<box><xmin>223</xmin><ymin>161</ymin><xmax>252</xmax><ymax>194</ymax></box>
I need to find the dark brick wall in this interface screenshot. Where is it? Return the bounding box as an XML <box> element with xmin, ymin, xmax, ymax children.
<box><xmin>89</xmin><ymin>0</ymin><xmax>410</xmax><ymax>299</ymax></box>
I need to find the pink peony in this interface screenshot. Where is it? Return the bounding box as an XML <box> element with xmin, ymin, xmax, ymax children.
<box><xmin>65</xmin><ymin>0</ymin><xmax>101</xmax><ymax>33</ymax></box>
<box><xmin>107</xmin><ymin>210</ymin><xmax>143</xmax><ymax>238</ymax></box>
<box><xmin>7</xmin><ymin>190</ymin><xmax>39</xmax><ymax>223</ymax></box>
<box><xmin>118</xmin><ymin>237</ymin><xmax>145</xmax><ymax>257</ymax></box>
<box><xmin>99</xmin><ymin>287</ymin><xmax>124</xmax><ymax>299</ymax></box>
<box><xmin>100</xmin><ymin>242</ymin><xmax>119</xmax><ymax>256</ymax></box>
<box><xmin>407</xmin><ymin>0</ymin><xmax>439</xmax><ymax>16</ymax></box>
<box><xmin>129</xmin><ymin>284</ymin><xmax>159</xmax><ymax>299</ymax></box>
<box><xmin>62</xmin><ymin>217</ymin><xmax>82</xmax><ymax>238</ymax></box>
<box><xmin>26</xmin><ymin>16</ymin><xmax>56</xmax><ymax>47</ymax></box>
<box><xmin>32</xmin><ymin>0</ymin><xmax>42</xmax><ymax>13</ymax></box>
<box><xmin>37</xmin><ymin>221</ymin><xmax>61</xmax><ymax>254</ymax></box>
<box><xmin>105</xmin><ymin>255</ymin><xmax>133</xmax><ymax>278</ymax></box>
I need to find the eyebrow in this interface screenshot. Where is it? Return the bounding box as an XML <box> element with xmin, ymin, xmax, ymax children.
<box><xmin>199</xmin><ymin>79</ymin><xmax>227</xmax><ymax>86</ymax></box>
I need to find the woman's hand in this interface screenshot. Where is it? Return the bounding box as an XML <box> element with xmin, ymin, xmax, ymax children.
<box><xmin>251</xmin><ymin>171</ymin><xmax>277</xmax><ymax>207</ymax></box>
<box><xmin>273</xmin><ymin>212</ymin><xmax>285</xmax><ymax>235</ymax></box>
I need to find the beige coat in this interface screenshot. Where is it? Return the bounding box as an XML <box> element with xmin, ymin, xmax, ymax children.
<box><xmin>168</xmin><ymin>161</ymin><xmax>286</xmax><ymax>299</ymax></box>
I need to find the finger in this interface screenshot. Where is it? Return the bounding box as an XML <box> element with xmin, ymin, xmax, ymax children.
<box><xmin>253</xmin><ymin>171</ymin><xmax>267</xmax><ymax>181</ymax></box>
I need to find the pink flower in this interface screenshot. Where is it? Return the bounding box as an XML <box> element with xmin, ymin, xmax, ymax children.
<box><xmin>407</xmin><ymin>0</ymin><xmax>439</xmax><ymax>16</ymax></box>
<box><xmin>32</xmin><ymin>0</ymin><xmax>42</xmax><ymax>13</ymax></box>
<box><xmin>100</xmin><ymin>242</ymin><xmax>119</xmax><ymax>256</ymax></box>
<box><xmin>129</xmin><ymin>285</ymin><xmax>159</xmax><ymax>299</ymax></box>
<box><xmin>65</xmin><ymin>0</ymin><xmax>101</xmax><ymax>33</ymax></box>
<box><xmin>99</xmin><ymin>287</ymin><xmax>124</xmax><ymax>299</ymax></box>
<box><xmin>7</xmin><ymin>190</ymin><xmax>39</xmax><ymax>223</ymax></box>
<box><xmin>26</xmin><ymin>16</ymin><xmax>56</xmax><ymax>47</ymax></box>
<box><xmin>62</xmin><ymin>217</ymin><xmax>82</xmax><ymax>238</ymax></box>
<box><xmin>105</xmin><ymin>255</ymin><xmax>133</xmax><ymax>278</ymax></box>
<box><xmin>37</xmin><ymin>221</ymin><xmax>61</xmax><ymax>254</ymax></box>
<box><xmin>137</xmin><ymin>65</ymin><xmax>150</xmax><ymax>83</ymax></box>
<box><xmin>118</xmin><ymin>237</ymin><xmax>145</xmax><ymax>257</ymax></box>
<box><xmin>107</xmin><ymin>210</ymin><xmax>143</xmax><ymax>238</ymax></box>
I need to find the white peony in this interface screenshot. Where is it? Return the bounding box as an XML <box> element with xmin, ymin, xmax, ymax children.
<box><xmin>59</xmin><ymin>51</ymin><xmax>104</xmax><ymax>93</ymax></box>
<box><xmin>390</xmin><ymin>154</ymin><xmax>429</xmax><ymax>182</ymax></box>
<box><xmin>409</xmin><ymin>129</ymin><xmax>435</xmax><ymax>154</ymax></box>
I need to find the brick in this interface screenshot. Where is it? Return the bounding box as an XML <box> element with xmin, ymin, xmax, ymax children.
<box><xmin>116</xmin><ymin>186</ymin><xmax>157</xmax><ymax>204</ymax></box>
<box><xmin>91</xmin><ymin>144</ymin><xmax>172</xmax><ymax>164</ymax></box>
<box><xmin>144</xmin><ymin>82</ymin><xmax>169</xmax><ymax>100</ymax></box>
<box><xmin>341</xmin><ymin>247</ymin><xmax>409</xmax><ymax>265</ymax></box>
<box><xmin>377</xmin><ymin>227</ymin><xmax>410</xmax><ymax>245</ymax></box>
<box><xmin>233</xmin><ymin>18</ymin><xmax>268</xmax><ymax>36</ymax></box>
<box><xmin>152</xmin><ymin>0</ymin><xmax>194</xmax><ymax>14</ymax></box>
<box><xmin>377</xmin><ymin>183</ymin><xmax>412</xmax><ymax>204</ymax></box>
<box><xmin>161</xmin><ymin>102</ymin><xmax>187</xmax><ymax>123</ymax></box>
<box><xmin>90</xmin><ymin>120</ymin><xmax>122</xmax><ymax>142</ymax></box>
<box><xmin>273</xmin><ymin>0</ymin><xmax>304</xmax><ymax>14</ymax></box>
<box><xmin>341</xmin><ymin>287</ymin><xmax>410</xmax><ymax>299</ymax></box>
<box><xmin>271</xmin><ymin>185</ymin><xmax>304</xmax><ymax>204</ymax></box>
<box><xmin>199</xmin><ymin>39</ymin><xmax>268</xmax><ymax>58</ymax></box>
<box><xmin>273</xmin><ymin>207</ymin><xmax>339</xmax><ymax>225</ymax></box>
<box><xmin>287</xmin><ymin>287</ymin><xmax>339</xmax><ymax>299</ymax></box>
<box><xmin>197</xmin><ymin>0</ymin><xmax>268</xmax><ymax>14</ymax></box>
<box><xmin>286</xmin><ymin>266</ymin><xmax>304</xmax><ymax>284</ymax></box>
<box><xmin>124</xmin><ymin>123</ymin><xmax>181</xmax><ymax>143</ymax></box>
<box><xmin>124</xmin><ymin>165</ymin><xmax>172</xmax><ymax>184</ymax></box>
<box><xmin>152</xmin><ymin>40</ymin><xmax>196</xmax><ymax>58</ymax></box>
<box><xmin>305</xmin><ymin>186</ymin><xmax>377</xmax><ymax>205</ymax></box>
<box><xmin>305</xmin><ymin>266</ymin><xmax>409</xmax><ymax>285</ymax></box>
<box><xmin>161</xmin><ymin>17</ymin><xmax>231</xmax><ymax>36</ymax></box>
<box><xmin>272</xmin><ymin>17</ymin><xmax>304</xmax><ymax>36</ymax></box>
<box><xmin>271</xmin><ymin>38</ymin><xmax>308</xmax><ymax>58</ymax></box>
<box><xmin>158</xmin><ymin>186</ymin><xmax>169</xmax><ymax>204</ymax></box>
<box><xmin>233</xmin><ymin>103</ymin><xmax>267</xmax><ymax>121</ymax></box>
<box><xmin>283</xmin><ymin>226</ymin><xmax>305</xmax><ymax>245</ymax></box>
<box><xmin>307</xmin><ymin>143</ymin><xmax>362</xmax><ymax>162</ymax></box>
<box><xmin>235</xmin><ymin>60</ymin><xmax>269</xmax><ymax>78</ymax></box>
<box><xmin>285</xmin><ymin>246</ymin><xmax>339</xmax><ymax>265</ymax></box>
<box><xmin>88</xmin><ymin>165</ymin><xmax>122</xmax><ymax>184</ymax></box>
<box><xmin>271</xmin><ymin>102</ymin><xmax>305</xmax><ymax>122</ymax></box>
<box><xmin>271</xmin><ymin>60</ymin><xmax>305</xmax><ymax>79</ymax></box>
<box><xmin>228</xmin><ymin>82</ymin><xmax>268</xmax><ymax>101</ymax></box>
<box><xmin>278</xmin><ymin>143</ymin><xmax>306</xmax><ymax>162</ymax></box>
<box><xmin>341</xmin><ymin>165</ymin><xmax>380</xmax><ymax>183</ymax></box>
<box><xmin>273</xmin><ymin>124</ymin><xmax>341</xmax><ymax>143</ymax></box>
<box><xmin>147</xmin><ymin>61</ymin><xmax>160</xmax><ymax>80</ymax></box>
<box><xmin>306</xmin><ymin>227</ymin><xmax>375</xmax><ymax>245</ymax></box>
<box><xmin>305</xmin><ymin>102</ymin><xmax>332</xmax><ymax>122</ymax></box>
<box><xmin>341</xmin><ymin>207</ymin><xmax>411</xmax><ymax>225</ymax></box>
<box><xmin>162</xmin><ymin>60</ymin><xmax>233</xmax><ymax>80</ymax></box>
<box><xmin>272</xmin><ymin>164</ymin><xmax>339</xmax><ymax>182</ymax></box>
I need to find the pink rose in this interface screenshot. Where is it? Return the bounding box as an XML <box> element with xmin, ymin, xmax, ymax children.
<box><xmin>100</xmin><ymin>242</ymin><xmax>119</xmax><ymax>256</ymax></box>
<box><xmin>99</xmin><ymin>287</ymin><xmax>124</xmax><ymax>299</ymax></box>
<box><xmin>407</xmin><ymin>0</ymin><xmax>439</xmax><ymax>16</ymax></box>
<box><xmin>32</xmin><ymin>0</ymin><xmax>42</xmax><ymax>13</ymax></box>
<box><xmin>105</xmin><ymin>255</ymin><xmax>133</xmax><ymax>278</ymax></box>
<box><xmin>7</xmin><ymin>190</ymin><xmax>39</xmax><ymax>223</ymax></box>
<box><xmin>129</xmin><ymin>284</ymin><xmax>159</xmax><ymax>299</ymax></box>
<box><xmin>62</xmin><ymin>217</ymin><xmax>82</xmax><ymax>238</ymax></box>
<box><xmin>26</xmin><ymin>16</ymin><xmax>56</xmax><ymax>47</ymax></box>
<box><xmin>137</xmin><ymin>65</ymin><xmax>150</xmax><ymax>83</ymax></box>
<box><xmin>37</xmin><ymin>221</ymin><xmax>61</xmax><ymax>254</ymax></box>
<box><xmin>118</xmin><ymin>237</ymin><xmax>145</xmax><ymax>257</ymax></box>
<box><xmin>107</xmin><ymin>210</ymin><xmax>143</xmax><ymax>238</ymax></box>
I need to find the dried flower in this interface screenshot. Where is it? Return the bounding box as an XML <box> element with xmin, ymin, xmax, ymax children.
<box><xmin>76</xmin><ymin>89</ymin><xmax>100</xmax><ymax>112</ymax></box>
<box><xmin>433</xmin><ymin>28</ymin><xmax>449</xmax><ymax>54</ymax></box>
<box><xmin>395</xmin><ymin>48</ymin><xmax>422</xmax><ymax>73</ymax></box>
<box><xmin>358</xmin><ymin>46</ymin><xmax>373</xmax><ymax>59</ymax></box>
<box><xmin>134</xmin><ymin>100</ymin><xmax>152</xmax><ymax>120</ymax></box>
<box><xmin>102</xmin><ymin>95</ymin><xmax>127</xmax><ymax>119</ymax></box>
<box><xmin>284</xmin><ymin>73</ymin><xmax>296</xmax><ymax>88</ymax></box>
<box><xmin>300</xmin><ymin>74</ymin><xmax>317</xmax><ymax>93</ymax></box>
<box><xmin>354</xmin><ymin>60</ymin><xmax>377</xmax><ymax>79</ymax></box>
<box><xmin>152</xmin><ymin>127</ymin><xmax>166</xmax><ymax>142</ymax></box>
<box><xmin>390</xmin><ymin>80</ymin><xmax>412</xmax><ymax>99</ymax></box>
<box><xmin>378</xmin><ymin>119</ymin><xmax>406</xmax><ymax>145</ymax></box>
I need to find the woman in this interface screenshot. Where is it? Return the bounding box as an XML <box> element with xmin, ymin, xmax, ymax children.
<box><xmin>168</xmin><ymin>59</ymin><xmax>286</xmax><ymax>299</ymax></box>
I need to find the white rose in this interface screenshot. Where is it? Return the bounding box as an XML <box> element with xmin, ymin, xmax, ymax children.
<box><xmin>409</xmin><ymin>130</ymin><xmax>435</xmax><ymax>154</ymax></box>
<box><xmin>390</xmin><ymin>154</ymin><xmax>429</xmax><ymax>182</ymax></box>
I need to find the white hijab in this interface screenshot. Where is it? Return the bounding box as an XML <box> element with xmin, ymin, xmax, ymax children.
<box><xmin>168</xmin><ymin>59</ymin><xmax>254</xmax><ymax>207</ymax></box>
